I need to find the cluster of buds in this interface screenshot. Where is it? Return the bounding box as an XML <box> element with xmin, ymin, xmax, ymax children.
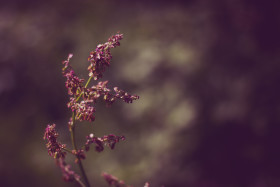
<box><xmin>62</xmin><ymin>54</ymin><xmax>84</xmax><ymax>96</ymax></box>
<box><xmin>56</xmin><ymin>158</ymin><xmax>81</xmax><ymax>182</ymax></box>
<box><xmin>66</xmin><ymin>80</ymin><xmax>139</xmax><ymax>122</ymax></box>
<box><xmin>72</xmin><ymin>149</ymin><xmax>86</xmax><ymax>163</ymax></box>
<box><xmin>102</xmin><ymin>173</ymin><xmax>150</xmax><ymax>187</ymax></box>
<box><xmin>43</xmin><ymin>124</ymin><xmax>66</xmax><ymax>159</ymax></box>
<box><xmin>44</xmin><ymin>124</ymin><xmax>81</xmax><ymax>182</ymax></box>
<box><xmin>83</xmin><ymin>81</ymin><xmax>139</xmax><ymax>107</ymax></box>
<box><xmin>67</xmin><ymin>98</ymin><xmax>96</xmax><ymax>122</ymax></box>
<box><xmin>102</xmin><ymin>172</ymin><xmax>130</xmax><ymax>187</ymax></box>
<box><xmin>85</xmin><ymin>133</ymin><xmax>125</xmax><ymax>152</ymax></box>
<box><xmin>88</xmin><ymin>33</ymin><xmax>123</xmax><ymax>80</ymax></box>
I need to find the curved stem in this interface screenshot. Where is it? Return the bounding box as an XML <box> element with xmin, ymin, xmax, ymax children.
<box><xmin>70</xmin><ymin>76</ymin><xmax>93</xmax><ymax>187</ymax></box>
<box><xmin>70</xmin><ymin>119</ymin><xmax>91</xmax><ymax>187</ymax></box>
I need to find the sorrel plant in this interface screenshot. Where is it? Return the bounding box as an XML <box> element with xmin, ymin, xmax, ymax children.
<box><xmin>43</xmin><ymin>33</ymin><xmax>149</xmax><ymax>187</ymax></box>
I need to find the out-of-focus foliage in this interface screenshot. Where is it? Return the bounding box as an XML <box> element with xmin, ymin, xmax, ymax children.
<box><xmin>1</xmin><ymin>0</ymin><xmax>280</xmax><ymax>186</ymax></box>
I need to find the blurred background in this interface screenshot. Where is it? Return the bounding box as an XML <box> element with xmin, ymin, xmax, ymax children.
<box><xmin>1</xmin><ymin>0</ymin><xmax>280</xmax><ymax>186</ymax></box>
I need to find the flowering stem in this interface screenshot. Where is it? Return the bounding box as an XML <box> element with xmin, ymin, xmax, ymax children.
<box><xmin>70</xmin><ymin>76</ymin><xmax>93</xmax><ymax>187</ymax></box>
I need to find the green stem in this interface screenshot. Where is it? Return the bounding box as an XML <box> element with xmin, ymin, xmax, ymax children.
<box><xmin>76</xmin><ymin>179</ymin><xmax>86</xmax><ymax>187</ymax></box>
<box><xmin>76</xmin><ymin>76</ymin><xmax>93</xmax><ymax>102</ymax></box>
<box><xmin>62</xmin><ymin>147</ymin><xmax>73</xmax><ymax>154</ymax></box>
<box><xmin>70</xmin><ymin>76</ymin><xmax>93</xmax><ymax>187</ymax></box>
<box><xmin>70</xmin><ymin>119</ymin><xmax>91</xmax><ymax>187</ymax></box>
<box><xmin>84</xmin><ymin>76</ymin><xmax>93</xmax><ymax>89</ymax></box>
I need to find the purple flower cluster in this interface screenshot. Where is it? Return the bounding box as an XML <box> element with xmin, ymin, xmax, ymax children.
<box><xmin>102</xmin><ymin>173</ymin><xmax>150</xmax><ymax>187</ymax></box>
<box><xmin>83</xmin><ymin>81</ymin><xmax>139</xmax><ymax>106</ymax></box>
<box><xmin>68</xmin><ymin>98</ymin><xmax>96</xmax><ymax>122</ymax></box>
<box><xmin>44</xmin><ymin>124</ymin><xmax>82</xmax><ymax>183</ymax></box>
<box><xmin>43</xmin><ymin>124</ymin><xmax>66</xmax><ymax>159</ymax></box>
<box><xmin>102</xmin><ymin>172</ymin><xmax>131</xmax><ymax>187</ymax></box>
<box><xmin>56</xmin><ymin>158</ymin><xmax>81</xmax><ymax>182</ymax></box>
<box><xmin>66</xmin><ymin>79</ymin><xmax>139</xmax><ymax>122</ymax></box>
<box><xmin>85</xmin><ymin>133</ymin><xmax>125</xmax><ymax>152</ymax></box>
<box><xmin>88</xmin><ymin>33</ymin><xmax>123</xmax><ymax>80</ymax></box>
<box><xmin>72</xmin><ymin>149</ymin><xmax>86</xmax><ymax>163</ymax></box>
<box><xmin>62</xmin><ymin>54</ymin><xmax>85</xmax><ymax>96</ymax></box>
